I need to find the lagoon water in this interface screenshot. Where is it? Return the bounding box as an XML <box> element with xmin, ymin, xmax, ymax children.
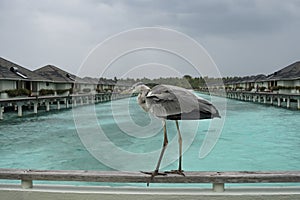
<box><xmin>0</xmin><ymin>93</ymin><xmax>299</xmax><ymax>186</ymax></box>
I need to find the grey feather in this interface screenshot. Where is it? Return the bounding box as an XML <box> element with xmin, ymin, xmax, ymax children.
<box><xmin>145</xmin><ymin>84</ymin><xmax>220</xmax><ymax>120</ymax></box>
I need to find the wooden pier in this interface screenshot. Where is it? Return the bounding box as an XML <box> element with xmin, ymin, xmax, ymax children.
<box><xmin>0</xmin><ymin>93</ymin><xmax>130</xmax><ymax>120</ymax></box>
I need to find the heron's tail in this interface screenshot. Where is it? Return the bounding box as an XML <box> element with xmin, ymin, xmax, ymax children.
<box><xmin>197</xmin><ymin>98</ymin><xmax>221</xmax><ymax>119</ymax></box>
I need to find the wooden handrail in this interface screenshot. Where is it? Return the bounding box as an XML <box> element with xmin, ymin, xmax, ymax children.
<box><xmin>1</xmin><ymin>169</ymin><xmax>300</xmax><ymax>191</ymax></box>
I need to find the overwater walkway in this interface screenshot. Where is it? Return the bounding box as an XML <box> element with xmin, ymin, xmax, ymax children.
<box><xmin>203</xmin><ymin>90</ymin><xmax>300</xmax><ymax>110</ymax></box>
<box><xmin>0</xmin><ymin>93</ymin><xmax>130</xmax><ymax>119</ymax></box>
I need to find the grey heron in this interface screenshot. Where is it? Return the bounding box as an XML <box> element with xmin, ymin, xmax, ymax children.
<box><xmin>131</xmin><ymin>83</ymin><xmax>220</xmax><ymax>183</ymax></box>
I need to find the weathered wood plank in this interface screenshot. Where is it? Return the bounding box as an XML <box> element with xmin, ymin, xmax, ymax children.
<box><xmin>0</xmin><ymin>169</ymin><xmax>300</xmax><ymax>184</ymax></box>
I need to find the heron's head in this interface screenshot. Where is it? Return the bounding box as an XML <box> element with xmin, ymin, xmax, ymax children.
<box><xmin>131</xmin><ymin>82</ymin><xmax>150</xmax><ymax>94</ymax></box>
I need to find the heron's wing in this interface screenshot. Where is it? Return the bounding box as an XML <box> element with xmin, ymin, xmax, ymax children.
<box><xmin>146</xmin><ymin>84</ymin><xmax>220</xmax><ymax>119</ymax></box>
<box><xmin>146</xmin><ymin>85</ymin><xmax>199</xmax><ymax>117</ymax></box>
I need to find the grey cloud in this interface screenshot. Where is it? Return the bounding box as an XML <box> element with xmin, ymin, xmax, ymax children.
<box><xmin>0</xmin><ymin>0</ymin><xmax>299</xmax><ymax>77</ymax></box>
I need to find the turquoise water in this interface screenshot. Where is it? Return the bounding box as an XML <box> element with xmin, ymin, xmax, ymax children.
<box><xmin>0</xmin><ymin>93</ymin><xmax>299</xmax><ymax>187</ymax></box>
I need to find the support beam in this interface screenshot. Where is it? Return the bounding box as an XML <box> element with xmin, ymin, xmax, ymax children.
<box><xmin>263</xmin><ymin>96</ymin><xmax>267</xmax><ymax>104</ymax></box>
<box><xmin>21</xmin><ymin>179</ymin><xmax>33</xmax><ymax>189</ymax></box>
<box><xmin>17</xmin><ymin>104</ymin><xmax>22</xmax><ymax>117</ymax></box>
<box><xmin>0</xmin><ymin>106</ymin><xmax>3</xmax><ymax>120</ymax></box>
<box><xmin>33</xmin><ymin>102</ymin><xmax>38</xmax><ymax>114</ymax></box>
<box><xmin>73</xmin><ymin>99</ymin><xmax>77</xmax><ymax>107</ymax></box>
<box><xmin>57</xmin><ymin>100</ymin><xmax>61</xmax><ymax>110</ymax></box>
<box><xmin>270</xmin><ymin>96</ymin><xmax>273</xmax><ymax>105</ymax></box>
<box><xmin>277</xmin><ymin>98</ymin><xmax>281</xmax><ymax>107</ymax></box>
<box><xmin>66</xmin><ymin>99</ymin><xmax>69</xmax><ymax>108</ymax></box>
<box><xmin>213</xmin><ymin>183</ymin><xmax>225</xmax><ymax>192</ymax></box>
<box><xmin>287</xmin><ymin>98</ymin><xmax>290</xmax><ymax>108</ymax></box>
<box><xmin>45</xmin><ymin>101</ymin><xmax>50</xmax><ymax>112</ymax></box>
<box><xmin>298</xmin><ymin>99</ymin><xmax>300</xmax><ymax>110</ymax></box>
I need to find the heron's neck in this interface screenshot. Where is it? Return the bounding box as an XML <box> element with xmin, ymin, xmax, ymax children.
<box><xmin>138</xmin><ymin>89</ymin><xmax>150</xmax><ymax>112</ymax></box>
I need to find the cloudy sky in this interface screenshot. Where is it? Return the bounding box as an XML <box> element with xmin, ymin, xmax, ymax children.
<box><xmin>1</xmin><ymin>0</ymin><xmax>300</xmax><ymax>78</ymax></box>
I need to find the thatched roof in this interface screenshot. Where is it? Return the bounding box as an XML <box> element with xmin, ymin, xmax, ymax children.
<box><xmin>0</xmin><ymin>57</ymin><xmax>49</xmax><ymax>81</ymax></box>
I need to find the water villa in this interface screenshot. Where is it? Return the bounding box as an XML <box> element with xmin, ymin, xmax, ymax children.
<box><xmin>204</xmin><ymin>61</ymin><xmax>300</xmax><ymax>109</ymax></box>
<box><xmin>0</xmin><ymin>57</ymin><xmax>126</xmax><ymax>119</ymax></box>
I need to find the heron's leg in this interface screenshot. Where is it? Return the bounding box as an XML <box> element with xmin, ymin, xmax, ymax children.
<box><xmin>141</xmin><ymin>120</ymin><xmax>168</xmax><ymax>184</ymax></box>
<box><xmin>165</xmin><ymin>120</ymin><xmax>185</xmax><ymax>176</ymax></box>
<box><xmin>176</xmin><ymin>120</ymin><xmax>183</xmax><ymax>172</ymax></box>
<box><xmin>154</xmin><ymin>120</ymin><xmax>169</xmax><ymax>172</ymax></box>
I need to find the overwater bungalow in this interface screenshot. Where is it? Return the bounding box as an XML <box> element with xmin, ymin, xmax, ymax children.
<box><xmin>114</xmin><ymin>80</ymin><xmax>132</xmax><ymax>92</ymax></box>
<box><xmin>82</xmin><ymin>77</ymin><xmax>100</xmax><ymax>94</ymax></box>
<box><xmin>34</xmin><ymin>65</ymin><xmax>90</xmax><ymax>95</ymax></box>
<box><xmin>98</xmin><ymin>78</ymin><xmax>116</xmax><ymax>93</ymax></box>
<box><xmin>264</xmin><ymin>61</ymin><xmax>300</xmax><ymax>94</ymax></box>
<box><xmin>0</xmin><ymin>57</ymin><xmax>50</xmax><ymax>98</ymax></box>
<box><xmin>223</xmin><ymin>61</ymin><xmax>300</xmax><ymax>94</ymax></box>
<box><xmin>223</xmin><ymin>77</ymin><xmax>243</xmax><ymax>91</ymax></box>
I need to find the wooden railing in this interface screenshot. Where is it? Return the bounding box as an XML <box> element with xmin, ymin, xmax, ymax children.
<box><xmin>0</xmin><ymin>169</ymin><xmax>300</xmax><ymax>192</ymax></box>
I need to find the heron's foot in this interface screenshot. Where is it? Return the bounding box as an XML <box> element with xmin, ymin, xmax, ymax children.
<box><xmin>164</xmin><ymin>169</ymin><xmax>185</xmax><ymax>176</ymax></box>
<box><xmin>140</xmin><ymin>170</ymin><xmax>167</xmax><ymax>176</ymax></box>
<box><xmin>140</xmin><ymin>170</ymin><xmax>167</xmax><ymax>186</ymax></box>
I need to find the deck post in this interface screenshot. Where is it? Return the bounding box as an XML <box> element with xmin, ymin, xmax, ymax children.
<box><xmin>270</xmin><ymin>96</ymin><xmax>273</xmax><ymax>105</ymax></box>
<box><xmin>66</xmin><ymin>99</ymin><xmax>69</xmax><ymax>108</ymax></box>
<box><xmin>73</xmin><ymin>98</ymin><xmax>77</xmax><ymax>107</ymax></box>
<box><xmin>21</xmin><ymin>179</ymin><xmax>33</xmax><ymax>189</ymax></box>
<box><xmin>263</xmin><ymin>96</ymin><xmax>267</xmax><ymax>104</ymax></box>
<box><xmin>33</xmin><ymin>102</ymin><xmax>38</xmax><ymax>114</ymax></box>
<box><xmin>287</xmin><ymin>98</ymin><xmax>290</xmax><ymax>108</ymax></box>
<box><xmin>17</xmin><ymin>104</ymin><xmax>22</xmax><ymax>117</ymax></box>
<box><xmin>277</xmin><ymin>98</ymin><xmax>281</xmax><ymax>107</ymax></box>
<box><xmin>45</xmin><ymin>101</ymin><xmax>50</xmax><ymax>111</ymax></box>
<box><xmin>57</xmin><ymin>100</ymin><xmax>61</xmax><ymax>110</ymax></box>
<box><xmin>298</xmin><ymin>99</ymin><xmax>300</xmax><ymax>109</ymax></box>
<box><xmin>0</xmin><ymin>106</ymin><xmax>3</xmax><ymax>120</ymax></box>
<box><xmin>80</xmin><ymin>97</ymin><xmax>83</xmax><ymax>105</ymax></box>
<box><xmin>213</xmin><ymin>183</ymin><xmax>225</xmax><ymax>192</ymax></box>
